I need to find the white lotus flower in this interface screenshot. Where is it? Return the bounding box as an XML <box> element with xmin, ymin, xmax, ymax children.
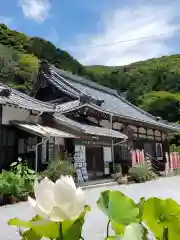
<box><xmin>28</xmin><ymin>176</ymin><xmax>85</xmax><ymax>222</ymax></box>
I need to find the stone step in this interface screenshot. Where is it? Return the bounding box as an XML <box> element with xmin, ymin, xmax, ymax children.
<box><xmin>80</xmin><ymin>179</ymin><xmax>116</xmax><ymax>190</ymax></box>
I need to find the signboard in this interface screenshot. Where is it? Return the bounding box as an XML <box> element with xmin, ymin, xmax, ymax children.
<box><xmin>74</xmin><ymin>145</ymin><xmax>86</xmax><ymax>162</ymax></box>
<box><xmin>74</xmin><ymin>145</ymin><xmax>88</xmax><ymax>182</ymax></box>
<box><xmin>103</xmin><ymin>147</ymin><xmax>112</xmax><ymax>163</ymax></box>
<box><xmin>41</xmin><ymin>137</ymin><xmax>47</xmax><ymax>163</ymax></box>
<box><xmin>48</xmin><ymin>137</ymin><xmax>54</xmax><ymax>162</ymax></box>
<box><xmin>103</xmin><ymin>147</ymin><xmax>112</xmax><ymax>175</ymax></box>
<box><xmin>104</xmin><ymin>163</ymin><xmax>110</xmax><ymax>174</ymax></box>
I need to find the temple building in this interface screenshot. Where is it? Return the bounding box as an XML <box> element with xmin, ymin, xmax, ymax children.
<box><xmin>31</xmin><ymin>61</ymin><xmax>180</xmax><ymax>179</ymax></box>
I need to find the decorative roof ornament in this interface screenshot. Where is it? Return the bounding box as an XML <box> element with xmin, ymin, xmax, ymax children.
<box><xmin>0</xmin><ymin>88</ymin><xmax>11</xmax><ymax>98</ymax></box>
<box><xmin>156</xmin><ymin>116</ymin><xmax>162</xmax><ymax>121</ymax></box>
<box><xmin>96</xmin><ymin>99</ymin><xmax>104</xmax><ymax>106</ymax></box>
<box><xmin>79</xmin><ymin>94</ymin><xmax>92</xmax><ymax>103</ymax></box>
<box><xmin>79</xmin><ymin>94</ymin><xmax>104</xmax><ymax>106</ymax></box>
<box><xmin>40</xmin><ymin>60</ymin><xmax>51</xmax><ymax>75</ymax></box>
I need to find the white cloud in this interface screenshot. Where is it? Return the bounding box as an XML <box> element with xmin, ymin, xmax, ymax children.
<box><xmin>18</xmin><ymin>0</ymin><xmax>51</xmax><ymax>23</ymax></box>
<box><xmin>0</xmin><ymin>16</ymin><xmax>12</xmax><ymax>26</ymax></box>
<box><xmin>69</xmin><ymin>3</ymin><xmax>180</xmax><ymax>66</ymax></box>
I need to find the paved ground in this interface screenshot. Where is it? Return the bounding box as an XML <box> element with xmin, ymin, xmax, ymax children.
<box><xmin>2</xmin><ymin>176</ymin><xmax>180</xmax><ymax>240</ymax></box>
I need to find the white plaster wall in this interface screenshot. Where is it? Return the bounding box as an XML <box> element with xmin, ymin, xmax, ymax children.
<box><xmin>155</xmin><ymin>130</ymin><xmax>161</xmax><ymax>137</ymax></box>
<box><xmin>100</xmin><ymin>120</ymin><xmax>111</xmax><ymax>128</ymax></box>
<box><xmin>2</xmin><ymin>106</ymin><xmax>30</xmax><ymax>125</ymax></box>
<box><xmin>139</xmin><ymin>127</ymin><xmax>146</xmax><ymax>134</ymax></box>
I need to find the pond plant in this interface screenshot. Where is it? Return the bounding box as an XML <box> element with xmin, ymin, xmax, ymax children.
<box><xmin>8</xmin><ymin>175</ymin><xmax>180</xmax><ymax>240</ymax></box>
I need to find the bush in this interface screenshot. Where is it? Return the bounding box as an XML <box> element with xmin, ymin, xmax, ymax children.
<box><xmin>129</xmin><ymin>163</ymin><xmax>153</xmax><ymax>183</ymax></box>
<box><xmin>10</xmin><ymin>160</ymin><xmax>36</xmax><ymax>197</ymax></box>
<box><xmin>0</xmin><ymin>170</ymin><xmax>23</xmax><ymax>197</ymax></box>
<box><xmin>0</xmin><ymin>160</ymin><xmax>37</xmax><ymax>202</ymax></box>
<box><xmin>41</xmin><ymin>159</ymin><xmax>76</xmax><ymax>182</ymax></box>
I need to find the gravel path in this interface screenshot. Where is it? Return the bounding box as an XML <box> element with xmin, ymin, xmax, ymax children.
<box><xmin>1</xmin><ymin>176</ymin><xmax>180</xmax><ymax>240</ymax></box>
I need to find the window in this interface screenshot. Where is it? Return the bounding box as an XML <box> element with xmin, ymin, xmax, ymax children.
<box><xmin>114</xmin><ymin>145</ymin><xmax>131</xmax><ymax>163</ymax></box>
<box><xmin>27</xmin><ymin>137</ymin><xmax>37</xmax><ymax>152</ymax></box>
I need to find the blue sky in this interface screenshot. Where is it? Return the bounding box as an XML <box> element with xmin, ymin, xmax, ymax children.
<box><xmin>1</xmin><ymin>0</ymin><xmax>180</xmax><ymax>66</ymax></box>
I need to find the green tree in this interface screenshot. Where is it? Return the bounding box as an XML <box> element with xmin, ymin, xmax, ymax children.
<box><xmin>16</xmin><ymin>53</ymin><xmax>39</xmax><ymax>92</ymax></box>
<box><xmin>139</xmin><ymin>91</ymin><xmax>180</xmax><ymax>122</ymax></box>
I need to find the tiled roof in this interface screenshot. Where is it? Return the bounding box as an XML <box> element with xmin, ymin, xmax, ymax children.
<box><xmin>11</xmin><ymin>121</ymin><xmax>77</xmax><ymax>138</ymax></box>
<box><xmin>81</xmin><ymin>124</ymin><xmax>127</xmax><ymax>139</ymax></box>
<box><xmin>55</xmin><ymin>100</ymin><xmax>81</xmax><ymax>112</ymax></box>
<box><xmin>0</xmin><ymin>84</ymin><xmax>56</xmax><ymax>112</ymax></box>
<box><xmin>51</xmin><ymin>65</ymin><xmax>117</xmax><ymax>95</ymax></box>
<box><xmin>54</xmin><ymin>114</ymin><xmax>127</xmax><ymax>139</ymax></box>
<box><xmin>43</xmin><ymin>70</ymin><xmax>82</xmax><ymax>98</ymax></box>
<box><xmin>51</xmin><ymin>67</ymin><xmax>157</xmax><ymax>120</ymax></box>
<box><xmin>48</xmin><ymin>66</ymin><xmax>180</xmax><ymax>132</ymax></box>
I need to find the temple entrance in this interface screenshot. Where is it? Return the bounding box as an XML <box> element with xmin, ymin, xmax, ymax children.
<box><xmin>86</xmin><ymin>146</ymin><xmax>104</xmax><ymax>180</ymax></box>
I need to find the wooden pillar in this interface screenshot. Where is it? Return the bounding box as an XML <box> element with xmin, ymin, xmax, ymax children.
<box><xmin>110</xmin><ymin>114</ymin><xmax>114</xmax><ymax>166</ymax></box>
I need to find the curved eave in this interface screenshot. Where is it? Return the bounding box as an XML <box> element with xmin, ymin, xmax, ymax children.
<box><xmin>55</xmin><ymin>103</ymin><xmax>179</xmax><ymax>132</ymax></box>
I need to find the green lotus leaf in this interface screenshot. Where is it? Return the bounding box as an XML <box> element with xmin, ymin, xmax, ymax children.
<box><xmin>142</xmin><ymin>197</ymin><xmax>180</xmax><ymax>239</ymax></box>
<box><xmin>97</xmin><ymin>190</ymin><xmax>139</xmax><ymax>236</ymax></box>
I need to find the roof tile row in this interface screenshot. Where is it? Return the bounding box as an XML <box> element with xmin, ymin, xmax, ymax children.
<box><xmin>0</xmin><ymin>84</ymin><xmax>56</xmax><ymax>112</ymax></box>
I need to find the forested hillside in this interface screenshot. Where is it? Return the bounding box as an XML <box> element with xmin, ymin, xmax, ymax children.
<box><xmin>87</xmin><ymin>56</ymin><xmax>180</xmax><ymax>123</ymax></box>
<box><xmin>0</xmin><ymin>23</ymin><xmax>179</xmax><ymax>124</ymax></box>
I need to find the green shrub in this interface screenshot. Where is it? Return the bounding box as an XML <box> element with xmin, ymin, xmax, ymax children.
<box><xmin>41</xmin><ymin>159</ymin><xmax>76</xmax><ymax>182</ymax></box>
<box><xmin>10</xmin><ymin>160</ymin><xmax>36</xmax><ymax>179</ymax></box>
<box><xmin>129</xmin><ymin>163</ymin><xmax>153</xmax><ymax>183</ymax></box>
<box><xmin>10</xmin><ymin>160</ymin><xmax>37</xmax><ymax>197</ymax></box>
<box><xmin>0</xmin><ymin>171</ymin><xmax>23</xmax><ymax>197</ymax></box>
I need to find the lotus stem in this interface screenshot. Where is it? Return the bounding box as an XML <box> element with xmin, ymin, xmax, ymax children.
<box><xmin>59</xmin><ymin>222</ymin><xmax>63</xmax><ymax>240</ymax></box>
<box><xmin>163</xmin><ymin>227</ymin><xmax>168</xmax><ymax>240</ymax></box>
<box><xmin>106</xmin><ymin>220</ymin><xmax>110</xmax><ymax>237</ymax></box>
